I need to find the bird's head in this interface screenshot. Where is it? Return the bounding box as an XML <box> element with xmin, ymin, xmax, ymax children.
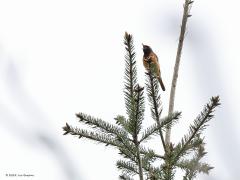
<box><xmin>142</xmin><ymin>44</ymin><xmax>152</xmax><ymax>55</ymax></box>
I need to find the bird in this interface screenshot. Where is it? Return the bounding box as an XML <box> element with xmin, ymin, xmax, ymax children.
<box><xmin>142</xmin><ymin>44</ymin><xmax>165</xmax><ymax>91</ymax></box>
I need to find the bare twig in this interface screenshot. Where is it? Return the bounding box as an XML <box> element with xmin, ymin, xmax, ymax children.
<box><xmin>165</xmin><ymin>0</ymin><xmax>194</xmax><ymax>147</ymax></box>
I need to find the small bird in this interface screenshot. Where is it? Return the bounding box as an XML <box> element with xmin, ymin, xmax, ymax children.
<box><xmin>142</xmin><ymin>44</ymin><xmax>165</xmax><ymax>91</ymax></box>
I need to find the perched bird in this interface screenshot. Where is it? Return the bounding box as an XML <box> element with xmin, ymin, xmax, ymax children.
<box><xmin>142</xmin><ymin>44</ymin><xmax>165</xmax><ymax>91</ymax></box>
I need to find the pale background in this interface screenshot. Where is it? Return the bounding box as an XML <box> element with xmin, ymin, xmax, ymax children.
<box><xmin>0</xmin><ymin>0</ymin><xmax>239</xmax><ymax>180</ymax></box>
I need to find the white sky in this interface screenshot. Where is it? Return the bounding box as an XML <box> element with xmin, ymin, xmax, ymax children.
<box><xmin>0</xmin><ymin>0</ymin><xmax>240</xmax><ymax>180</ymax></box>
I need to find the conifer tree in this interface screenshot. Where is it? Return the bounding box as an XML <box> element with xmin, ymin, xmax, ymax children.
<box><xmin>62</xmin><ymin>1</ymin><xmax>220</xmax><ymax>179</ymax></box>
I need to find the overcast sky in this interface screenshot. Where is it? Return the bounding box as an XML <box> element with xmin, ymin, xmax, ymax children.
<box><xmin>0</xmin><ymin>0</ymin><xmax>240</xmax><ymax>180</ymax></box>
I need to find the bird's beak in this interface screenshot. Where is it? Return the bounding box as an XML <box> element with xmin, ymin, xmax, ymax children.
<box><xmin>142</xmin><ymin>43</ymin><xmax>144</xmax><ymax>47</ymax></box>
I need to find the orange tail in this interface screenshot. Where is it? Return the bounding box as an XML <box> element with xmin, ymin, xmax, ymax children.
<box><xmin>158</xmin><ymin>77</ymin><xmax>166</xmax><ymax>91</ymax></box>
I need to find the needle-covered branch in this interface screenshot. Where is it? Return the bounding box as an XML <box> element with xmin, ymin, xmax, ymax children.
<box><xmin>124</xmin><ymin>32</ymin><xmax>138</xmax><ymax>124</ymax></box>
<box><xmin>145</xmin><ymin>65</ymin><xmax>166</xmax><ymax>152</ymax></box>
<box><xmin>119</xmin><ymin>174</ymin><xmax>134</xmax><ymax>180</ymax></box>
<box><xmin>63</xmin><ymin>123</ymin><xmax>121</xmax><ymax>147</ymax></box>
<box><xmin>115</xmin><ymin>115</ymin><xmax>129</xmax><ymax>131</ymax></box>
<box><xmin>117</xmin><ymin>160</ymin><xmax>139</xmax><ymax>176</ymax></box>
<box><xmin>140</xmin><ymin>112</ymin><xmax>181</xmax><ymax>143</ymax></box>
<box><xmin>123</xmin><ymin>32</ymin><xmax>145</xmax><ymax>180</ymax></box>
<box><xmin>139</xmin><ymin>147</ymin><xmax>165</xmax><ymax>160</ymax></box>
<box><xmin>76</xmin><ymin>113</ymin><xmax>129</xmax><ymax>139</ymax></box>
<box><xmin>177</xmin><ymin>145</ymin><xmax>214</xmax><ymax>180</ymax></box>
<box><xmin>173</xmin><ymin>96</ymin><xmax>220</xmax><ymax>162</ymax></box>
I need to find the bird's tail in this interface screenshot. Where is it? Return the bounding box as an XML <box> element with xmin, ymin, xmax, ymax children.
<box><xmin>158</xmin><ymin>77</ymin><xmax>166</xmax><ymax>91</ymax></box>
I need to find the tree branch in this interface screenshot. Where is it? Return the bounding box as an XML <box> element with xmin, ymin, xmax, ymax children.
<box><xmin>146</xmin><ymin>70</ymin><xmax>167</xmax><ymax>153</ymax></box>
<box><xmin>166</xmin><ymin>0</ymin><xmax>194</xmax><ymax>145</ymax></box>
